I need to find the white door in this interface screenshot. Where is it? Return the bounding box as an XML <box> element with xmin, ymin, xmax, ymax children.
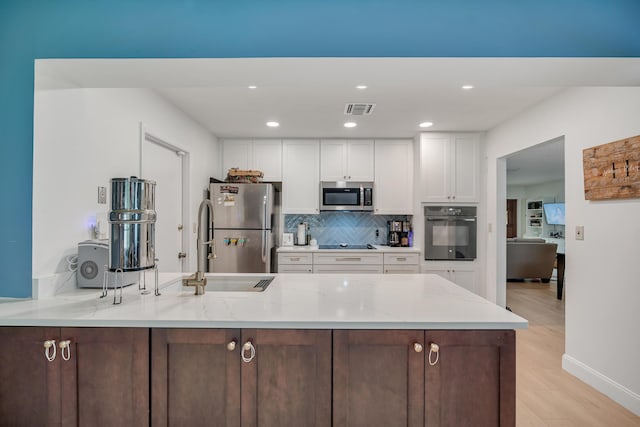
<box><xmin>142</xmin><ymin>139</ymin><xmax>184</xmax><ymax>272</ymax></box>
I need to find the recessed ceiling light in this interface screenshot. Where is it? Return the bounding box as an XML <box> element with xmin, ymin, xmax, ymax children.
<box><xmin>355</xmin><ymin>85</ymin><xmax>368</xmax><ymax>90</ymax></box>
<box><xmin>266</xmin><ymin>121</ymin><xmax>279</xmax><ymax>127</ymax></box>
<box><xmin>248</xmin><ymin>85</ymin><xmax>257</xmax><ymax>89</ymax></box>
<box><xmin>419</xmin><ymin>122</ymin><xmax>434</xmax><ymax>128</ymax></box>
<box><xmin>344</xmin><ymin>122</ymin><xmax>357</xmax><ymax>128</ymax></box>
<box><xmin>461</xmin><ymin>85</ymin><xmax>474</xmax><ymax>90</ymax></box>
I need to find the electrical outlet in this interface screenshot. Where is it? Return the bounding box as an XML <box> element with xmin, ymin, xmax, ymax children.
<box><xmin>575</xmin><ymin>225</ymin><xmax>584</xmax><ymax>240</ymax></box>
<box><xmin>97</xmin><ymin>186</ymin><xmax>107</xmax><ymax>204</ymax></box>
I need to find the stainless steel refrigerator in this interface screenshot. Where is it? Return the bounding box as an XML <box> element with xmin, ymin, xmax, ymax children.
<box><xmin>207</xmin><ymin>182</ymin><xmax>278</xmax><ymax>273</ymax></box>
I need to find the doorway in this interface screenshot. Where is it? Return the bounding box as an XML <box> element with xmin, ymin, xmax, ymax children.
<box><xmin>140</xmin><ymin>126</ymin><xmax>190</xmax><ymax>272</ymax></box>
<box><xmin>502</xmin><ymin>136</ymin><xmax>565</xmax><ymax>304</ymax></box>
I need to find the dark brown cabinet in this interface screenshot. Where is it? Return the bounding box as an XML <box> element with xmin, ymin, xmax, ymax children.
<box><xmin>425</xmin><ymin>330</ymin><xmax>515</xmax><ymax>427</ymax></box>
<box><xmin>0</xmin><ymin>327</ymin><xmax>61</xmax><ymax>426</ymax></box>
<box><xmin>3</xmin><ymin>326</ymin><xmax>514</xmax><ymax>426</ymax></box>
<box><xmin>0</xmin><ymin>327</ymin><xmax>149</xmax><ymax>427</ymax></box>
<box><xmin>333</xmin><ymin>329</ymin><xmax>516</xmax><ymax>427</ymax></box>
<box><xmin>151</xmin><ymin>328</ymin><xmax>332</xmax><ymax>427</ymax></box>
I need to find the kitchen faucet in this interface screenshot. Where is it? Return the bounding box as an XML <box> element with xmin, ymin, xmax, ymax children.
<box><xmin>183</xmin><ymin>198</ymin><xmax>216</xmax><ymax>295</ymax></box>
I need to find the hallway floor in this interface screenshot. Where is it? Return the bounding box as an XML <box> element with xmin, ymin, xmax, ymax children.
<box><xmin>507</xmin><ymin>281</ymin><xmax>640</xmax><ymax>426</ymax></box>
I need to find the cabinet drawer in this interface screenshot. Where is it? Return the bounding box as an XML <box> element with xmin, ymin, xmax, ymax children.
<box><xmin>278</xmin><ymin>252</ymin><xmax>313</xmax><ymax>264</ymax></box>
<box><xmin>313</xmin><ymin>264</ymin><xmax>384</xmax><ymax>274</ymax></box>
<box><xmin>383</xmin><ymin>265</ymin><xmax>420</xmax><ymax>274</ymax></box>
<box><xmin>278</xmin><ymin>264</ymin><xmax>313</xmax><ymax>273</ymax></box>
<box><xmin>313</xmin><ymin>253</ymin><xmax>383</xmax><ymax>265</ymax></box>
<box><xmin>383</xmin><ymin>253</ymin><xmax>420</xmax><ymax>265</ymax></box>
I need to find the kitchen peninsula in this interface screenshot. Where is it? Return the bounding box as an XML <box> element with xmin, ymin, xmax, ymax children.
<box><xmin>0</xmin><ymin>273</ymin><xmax>526</xmax><ymax>426</ymax></box>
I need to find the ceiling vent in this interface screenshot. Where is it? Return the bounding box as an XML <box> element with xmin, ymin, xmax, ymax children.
<box><xmin>344</xmin><ymin>103</ymin><xmax>376</xmax><ymax>116</ymax></box>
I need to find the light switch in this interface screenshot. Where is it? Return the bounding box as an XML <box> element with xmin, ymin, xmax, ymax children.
<box><xmin>97</xmin><ymin>186</ymin><xmax>107</xmax><ymax>204</ymax></box>
<box><xmin>575</xmin><ymin>225</ymin><xmax>584</xmax><ymax>240</ymax></box>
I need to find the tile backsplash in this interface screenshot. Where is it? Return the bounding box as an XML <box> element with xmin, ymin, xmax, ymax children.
<box><xmin>284</xmin><ymin>212</ymin><xmax>410</xmax><ymax>246</ymax></box>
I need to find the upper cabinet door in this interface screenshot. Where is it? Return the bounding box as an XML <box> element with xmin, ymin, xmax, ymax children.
<box><xmin>320</xmin><ymin>140</ymin><xmax>348</xmax><ymax>181</ymax></box>
<box><xmin>252</xmin><ymin>139</ymin><xmax>282</xmax><ymax>182</ymax></box>
<box><xmin>222</xmin><ymin>139</ymin><xmax>252</xmax><ymax>176</ymax></box>
<box><xmin>346</xmin><ymin>139</ymin><xmax>374</xmax><ymax>181</ymax></box>
<box><xmin>420</xmin><ymin>133</ymin><xmax>480</xmax><ymax>203</ymax></box>
<box><xmin>320</xmin><ymin>140</ymin><xmax>374</xmax><ymax>181</ymax></box>
<box><xmin>420</xmin><ymin>134</ymin><xmax>451</xmax><ymax>202</ymax></box>
<box><xmin>222</xmin><ymin>139</ymin><xmax>283</xmax><ymax>182</ymax></box>
<box><xmin>282</xmin><ymin>140</ymin><xmax>320</xmax><ymax>214</ymax></box>
<box><xmin>451</xmin><ymin>134</ymin><xmax>479</xmax><ymax>203</ymax></box>
<box><xmin>374</xmin><ymin>139</ymin><xmax>413</xmax><ymax>215</ymax></box>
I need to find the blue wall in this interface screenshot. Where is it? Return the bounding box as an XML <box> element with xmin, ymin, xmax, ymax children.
<box><xmin>2</xmin><ymin>0</ymin><xmax>640</xmax><ymax>297</ymax></box>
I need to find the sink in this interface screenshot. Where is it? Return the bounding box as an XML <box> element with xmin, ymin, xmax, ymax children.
<box><xmin>203</xmin><ymin>275</ymin><xmax>275</xmax><ymax>292</ymax></box>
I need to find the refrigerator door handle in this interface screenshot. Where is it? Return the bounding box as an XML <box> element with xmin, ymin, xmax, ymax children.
<box><xmin>262</xmin><ymin>196</ymin><xmax>268</xmax><ymax>263</ymax></box>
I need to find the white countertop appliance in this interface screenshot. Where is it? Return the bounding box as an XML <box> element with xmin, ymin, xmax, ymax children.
<box><xmin>77</xmin><ymin>240</ymin><xmax>137</xmax><ymax>288</ymax></box>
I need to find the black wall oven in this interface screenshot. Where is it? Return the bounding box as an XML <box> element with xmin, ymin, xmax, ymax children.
<box><xmin>424</xmin><ymin>206</ymin><xmax>477</xmax><ymax>260</ymax></box>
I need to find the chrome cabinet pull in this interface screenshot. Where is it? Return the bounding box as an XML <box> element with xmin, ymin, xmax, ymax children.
<box><xmin>227</xmin><ymin>340</ymin><xmax>237</xmax><ymax>352</ymax></box>
<box><xmin>397</xmin><ymin>257</ymin><xmax>406</xmax><ymax>261</ymax></box>
<box><xmin>58</xmin><ymin>340</ymin><xmax>71</xmax><ymax>361</ymax></box>
<box><xmin>336</xmin><ymin>257</ymin><xmax>361</xmax><ymax>262</ymax></box>
<box><xmin>241</xmin><ymin>340</ymin><xmax>256</xmax><ymax>363</ymax></box>
<box><xmin>290</xmin><ymin>257</ymin><xmax>300</xmax><ymax>261</ymax></box>
<box><xmin>428</xmin><ymin>343</ymin><xmax>440</xmax><ymax>366</ymax></box>
<box><xmin>44</xmin><ymin>340</ymin><xmax>56</xmax><ymax>362</ymax></box>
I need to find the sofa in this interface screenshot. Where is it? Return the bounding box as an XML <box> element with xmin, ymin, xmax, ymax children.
<box><xmin>506</xmin><ymin>238</ymin><xmax>558</xmax><ymax>282</ymax></box>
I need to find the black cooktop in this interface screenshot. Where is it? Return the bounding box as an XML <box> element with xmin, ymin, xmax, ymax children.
<box><xmin>318</xmin><ymin>244</ymin><xmax>376</xmax><ymax>250</ymax></box>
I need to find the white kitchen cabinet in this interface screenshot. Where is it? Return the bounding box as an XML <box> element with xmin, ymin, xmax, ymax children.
<box><xmin>423</xmin><ymin>263</ymin><xmax>477</xmax><ymax>294</ymax></box>
<box><xmin>374</xmin><ymin>139</ymin><xmax>413</xmax><ymax>214</ymax></box>
<box><xmin>320</xmin><ymin>139</ymin><xmax>374</xmax><ymax>181</ymax></box>
<box><xmin>420</xmin><ymin>133</ymin><xmax>480</xmax><ymax>203</ymax></box>
<box><xmin>313</xmin><ymin>251</ymin><xmax>383</xmax><ymax>274</ymax></box>
<box><xmin>282</xmin><ymin>140</ymin><xmax>320</xmax><ymax>214</ymax></box>
<box><xmin>313</xmin><ymin>264</ymin><xmax>383</xmax><ymax>274</ymax></box>
<box><xmin>383</xmin><ymin>252</ymin><xmax>420</xmax><ymax>274</ymax></box>
<box><xmin>222</xmin><ymin>139</ymin><xmax>282</xmax><ymax>182</ymax></box>
<box><xmin>277</xmin><ymin>251</ymin><xmax>313</xmax><ymax>273</ymax></box>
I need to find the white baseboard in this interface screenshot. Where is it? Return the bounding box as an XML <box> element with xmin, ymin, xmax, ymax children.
<box><xmin>563</xmin><ymin>354</ymin><xmax>640</xmax><ymax>416</ymax></box>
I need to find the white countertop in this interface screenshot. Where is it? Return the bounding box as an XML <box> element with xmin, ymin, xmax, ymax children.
<box><xmin>0</xmin><ymin>273</ymin><xmax>526</xmax><ymax>330</ymax></box>
<box><xmin>277</xmin><ymin>245</ymin><xmax>420</xmax><ymax>253</ymax></box>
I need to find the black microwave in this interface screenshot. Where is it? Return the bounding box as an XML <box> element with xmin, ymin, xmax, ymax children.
<box><xmin>320</xmin><ymin>182</ymin><xmax>373</xmax><ymax>211</ymax></box>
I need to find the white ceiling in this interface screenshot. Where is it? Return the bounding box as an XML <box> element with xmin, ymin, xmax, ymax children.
<box><xmin>506</xmin><ymin>137</ymin><xmax>565</xmax><ymax>186</ymax></box>
<box><xmin>35</xmin><ymin>57</ymin><xmax>639</xmax><ymax>184</ymax></box>
<box><xmin>36</xmin><ymin>57</ymin><xmax>640</xmax><ymax>139</ymax></box>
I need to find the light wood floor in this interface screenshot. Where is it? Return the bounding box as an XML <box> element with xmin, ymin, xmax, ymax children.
<box><xmin>507</xmin><ymin>280</ymin><xmax>640</xmax><ymax>426</ymax></box>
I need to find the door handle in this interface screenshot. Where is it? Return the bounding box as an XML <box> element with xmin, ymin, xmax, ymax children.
<box><xmin>178</xmin><ymin>252</ymin><xmax>187</xmax><ymax>259</ymax></box>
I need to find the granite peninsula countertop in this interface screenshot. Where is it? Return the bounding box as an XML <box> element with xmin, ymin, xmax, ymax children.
<box><xmin>0</xmin><ymin>273</ymin><xmax>526</xmax><ymax>330</ymax></box>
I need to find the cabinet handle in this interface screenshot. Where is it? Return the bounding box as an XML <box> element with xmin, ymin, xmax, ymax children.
<box><xmin>241</xmin><ymin>340</ymin><xmax>256</xmax><ymax>363</ymax></box>
<box><xmin>428</xmin><ymin>343</ymin><xmax>440</xmax><ymax>366</ymax></box>
<box><xmin>58</xmin><ymin>340</ymin><xmax>71</xmax><ymax>361</ymax></box>
<box><xmin>290</xmin><ymin>257</ymin><xmax>300</xmax><ymax>261</ymax></box>
<box><xmin>397</xmin><ymin>257</ymin><xmax>406</xmax><ymax>261</ymax></box>
<box><xmin>43</xmin><ymin>339</ymin><xmax>56</xmax><ymax>362</ymax></box>
<box><xmin>452</xmin><ymin>196</ymin><xmax>456</xmax><ymax>200</ymax></box>
<box><xmin>413</xmin><ymin>342</ymin><xmax>423</xmax><ymax>353</ymax></box>
<box><xmin>227</xmin><ymin>340</ymin><xmax>237</xmax><ymax>352</ymax></box>
<box><xmin>447</xmin><ymin>196</ymin><xmax>451</xmax><ymax>200</ymax></box>
<box><xmin>336</xmin><ymin>257</ymin><xmax>361</xmax><ymax>262</ymax></box>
